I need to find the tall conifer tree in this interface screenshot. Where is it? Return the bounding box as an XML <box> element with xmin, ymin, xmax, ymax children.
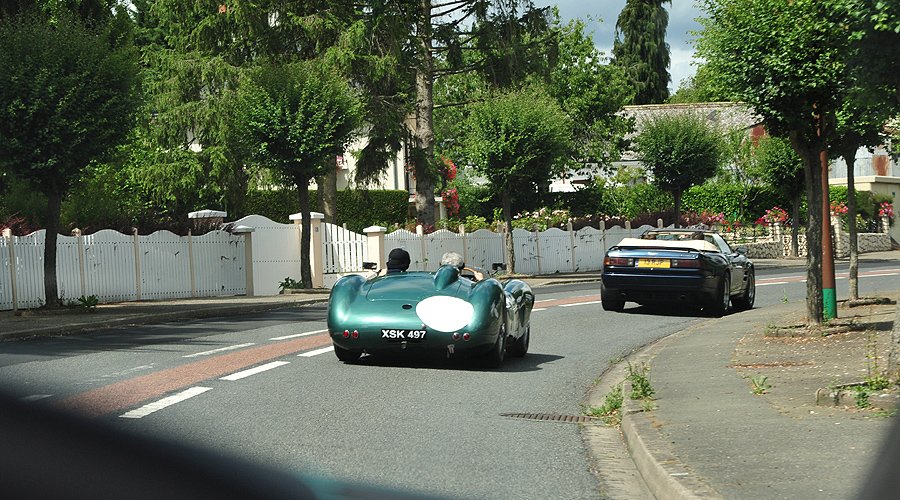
<box><xmin>612</xmin><ymin>0</ymin><xmax>671</xmax><ymax>104</ymax></box>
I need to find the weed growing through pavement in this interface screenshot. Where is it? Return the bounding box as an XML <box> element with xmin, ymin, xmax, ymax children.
<box><xmin>750</xmin><ymin>375</ymin><xmax>771</xmax><ymax>395</ymax></box>
<box><xmin>593</xmin><ymin>388</ymin><xmax>622</xmax><ymax>424</ymax></box>
<box><xmin>854</xmin><ymin>386</ymin><xmax>871</xmax><ymax>409</ymax></box>
<box><xmin>587</xmin><ymin>384</ymin><xmax>623</xmax><ymax>425</ymax></box>
<box><xmin>627</xmin><ymin>362</ymin><xmax>654</xmax><ymax>400</ymax></box>
<box><xmin>863</xmin><ymin>329</ymin><xmax>891</xmax><ymax>391</ymax></box>
<box><xmin>782</xmin><ymin>289</ymin><xmax>789</xmax><ymax>303</ymax></box>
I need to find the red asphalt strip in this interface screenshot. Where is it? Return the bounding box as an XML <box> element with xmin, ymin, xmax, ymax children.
<box><xmin>57</xmin><ymin>333</ymin><xmax>332</xmax><ymax>418</ymax></box>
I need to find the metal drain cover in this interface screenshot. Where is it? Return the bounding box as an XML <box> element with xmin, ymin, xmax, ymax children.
<box><xmin>501</xmin><ymin>412</ymin><xmax>599</xmax><ymax>423</ymax></box>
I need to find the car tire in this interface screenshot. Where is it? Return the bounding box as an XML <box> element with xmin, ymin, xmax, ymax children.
<box><xmin>601</xmin><ymin>283</ymin><xmax>625</xmax><ymax>312</ymax></box>
<box><xmin>707</xmin><ymin>274</ymin><xmax>731</xmax><ymax>317</ymax></box>
<box><xmin>484</xmin><ymin>323</ymin><xmax>507</xmax><ymax>369</ymax></box>
<box><xmin>334</xmin><ymin>345</ymin><xmax>362</xmax><ymax>363</ymax></box>
<box><xmin>732</xmin><ymin>271</ymin><xmax>755</xmax><ymax>311</ymax></box>
<box><xmin>508</xmin><ymin>325</ymin><xmax>529</xmax><ymax>358</ymax></box>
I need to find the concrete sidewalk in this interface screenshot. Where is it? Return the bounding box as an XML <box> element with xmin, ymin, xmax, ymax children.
<box><xmin>590</xmin><ymin>250</ymin><xmax>900</xmax><ymax>499</ymax></box>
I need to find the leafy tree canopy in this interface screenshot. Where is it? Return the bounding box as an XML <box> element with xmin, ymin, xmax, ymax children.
<box><xmin>633</xmin><ymin>113</ymin><xmax>722</xmax><ymax>223</ymax></box>
<box><xmin>549</xmin><ymin>18</ymin><xmax>632</xmax><ymax>167</ymax></box>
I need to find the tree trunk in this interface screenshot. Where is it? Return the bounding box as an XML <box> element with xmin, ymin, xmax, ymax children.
<box><xmin>42</xmin><ymin>188</ymin><xmax>62</xmax><ymax>309</ymax></box>
<box><xmin>412</xmin><ymin>0</ymin><xmax>436</xmax><ymax>228</ymax></box>
<box><xmin>502</xmin><ymin>191</ymin><xmax>516</xmax><ymax>274</ymax></box>
<box><xmin>297</xmin><ymin>175</ymin><xmax>313</xmax><ymax>289</ymax></box>
<box><xmin>319</xmin><ymin>168</ymin><xmax>337</xmax><ymax>224</ymax></box>
<box><xmin>789</xmin><ymin>133</ymin><xmax>824</xmax><ymax>324</ymax></box>
<box><xmin>843</xmin><ymin>149</ymin><xmax>859</xmax><ymax>301</ymax></box>
<box><xmin>673</xmin><ymin>190</ymin><xmax>682</xmax><ymax>228</ymax></box>
<box><xmin>791</xmin><ymin>193</ymin><xmax>801</xmax><ymax>257</ymax></box>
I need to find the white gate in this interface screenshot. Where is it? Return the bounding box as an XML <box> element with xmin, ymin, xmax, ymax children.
<box><xmin>323</xmin><ymin>223</ymin><xmax>366</xmax><ymax>273</ymax></box>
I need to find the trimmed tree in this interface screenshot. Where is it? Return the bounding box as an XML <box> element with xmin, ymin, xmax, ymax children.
<box><xmin>0</xmin><ymin>12</ymin><xmax>139</xmax><ymax>308</ymax></box>
<box><xmin>463</xmin><ymin>86</ymin><xmax>571</xmax><ymax>273</ymax></box>
<box><xmin>633</xmin><ymin>113</ymin><xmax>722</xmax><ymax>226</ymax></box>
<box><xmin>696</xmin><ymin>0</ymin><xmax>853</xmax><ymax>323</ymax></box>
<box><xmin>237</xmin><ymin>62</ymin><xmax>362</xmax><ymax>289</ymax></box>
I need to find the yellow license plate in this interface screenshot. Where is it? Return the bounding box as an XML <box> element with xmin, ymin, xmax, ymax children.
<box><xmin>636</xmin><ymin>258</ymin><xmax>670</xmax><ymax>268</ymax></box>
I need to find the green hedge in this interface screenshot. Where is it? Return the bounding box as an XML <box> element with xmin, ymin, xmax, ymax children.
<box><xmin>240</xmin><ymin>189</ymin><xmax>409</xmax><ymax>232</ymax></box>
<box><xmin>682</xmin><ymin>183</ymin><xmax>784</xmax><ymax>223</ymax></box>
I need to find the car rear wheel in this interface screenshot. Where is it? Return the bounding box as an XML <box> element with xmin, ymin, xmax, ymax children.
<box><xmin>732</xmin><ymin>271</ymin><xmax>755</xmax><ymax>311</ymax></box>
<box><xmin>601</xmin><ymin>283</ymin><xmax>625</xmax><ymax>312</ymax></box>
<box><xmin>707</xmin><ymin>275</ymin><xmax>731</xmax><ymax>317</ymax></box>
<box><xmin>484</xmin><ymin>323</ymin><xmax>507</xmax><ymax>369</ymax></box>
<box><xmin>508</xmin><ymin>325</ymin><xmax>529</xmax><ymax>358</ymax></box>
<box><xmin>334</xmin><ymin>345</ymin><xmax>362</xmax><ymax>363</ymax></box>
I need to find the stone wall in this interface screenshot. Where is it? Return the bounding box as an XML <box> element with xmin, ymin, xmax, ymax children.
<box><xmin>741</xmin><ymin>229</ymin><xmax>888</xmax><ymax>260</ymax></box>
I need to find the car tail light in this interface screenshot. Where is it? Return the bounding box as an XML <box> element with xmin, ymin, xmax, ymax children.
<box><xmin>671</xmin><ymin>259</ymin><xmax>700</xmax><ymax>268</ymax></box>
<box><xmin>342</xmin><ymin>330</ymin><xmax>350</xmax><ymax>338</ymax></box>
<box><xmin>351</xmin><ymin>330</ymin><xmax>359</xmax><ymax>339</ymax></box>
<box><xmin>462</xmin><ymin>333</ymin><xmax>471</xmax><ymax>341</ymax></box>
<box><xmin>604</xmin><ymin>256</ymin><xmax>633</xmax><ymax>267</ymax></box>
<box><xmin>452</xmin><ymin>333</ymin><xmax>461</xmax><ymax>341</ymax></box>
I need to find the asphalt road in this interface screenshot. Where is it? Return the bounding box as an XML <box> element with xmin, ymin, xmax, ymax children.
<box><xmin>1</xmin><ymin>261</ymin><xmax>898</xmax><ymax>499</ymax></box>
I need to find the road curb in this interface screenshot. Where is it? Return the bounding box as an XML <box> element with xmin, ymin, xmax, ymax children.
<box><xmin>586</xmin><ymin>321</ymin><xmax>722</xmax><ymax>500</ymax></box>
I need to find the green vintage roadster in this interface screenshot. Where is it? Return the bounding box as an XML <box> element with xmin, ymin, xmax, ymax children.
<box><xmin>327</xmin><ymin>263</ymin><xmax>534</xmax><ymax>368</ymax></box>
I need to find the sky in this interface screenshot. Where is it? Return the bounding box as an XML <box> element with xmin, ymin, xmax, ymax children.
<box><xmin>538</xmin><ymin>0</ymin><xmax>703</xmax><ymax>93</ymax></box>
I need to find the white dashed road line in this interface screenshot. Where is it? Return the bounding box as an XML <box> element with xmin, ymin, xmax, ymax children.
<box><xmin>183</xmin><ymin>343</ymin><xmax>255</xmax><ymax>358</ymax></box>
<box><xmin>220</xmin><ymin>361</ymin><xmax>290</xmax><ymax>381</ymax></box>
<box><xmin>119</xmin><ymin>386</ymin><xmax>212</xmax><ymax>419</ymax></box>
<box><xmin>269</xmin><ymin>329</ymin><xmax>328</xmax><ymax>341</ymax></box>
<box><xmin>21</xmin><ymin>394</ymin><xmax>52</xmax><ymax>402</ymax></box>
<box><xmin>298</xmin><ymin>346</ymin><xmax>335</xmax><ymax>357</ymax></box>
<box><xmin>560</xmin><ymin>301</ymin><xmax>602</xmax><ymax>307</ymax></box>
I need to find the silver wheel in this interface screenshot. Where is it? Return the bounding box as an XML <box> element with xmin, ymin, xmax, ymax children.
<box><xmin>708</xmin><ymin>275</ymin><xmax>730</xmax><ymax>317</ymax></box>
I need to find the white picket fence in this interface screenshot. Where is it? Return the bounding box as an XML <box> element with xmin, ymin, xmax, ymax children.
<box><xmin>384</xmin><ymin>223</ymin><xmax>655</xmax><ymax>274</ymax></box>
<box><xmin>0</xmin><ymin>229</ymin><xmax>246</xmax><ymax>310</ymax></box>
<box><xmin>1</xmin><ymin>213</ymin><xmax>660</xmax><ymax>310</ymax></box>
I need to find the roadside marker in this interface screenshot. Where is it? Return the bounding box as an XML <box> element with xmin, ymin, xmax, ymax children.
<box><xmin>119</xmin><ymin>386</ymin><xmax>212</xmax><ymax>419</ymax></box>
<box><xmin>220</xmin><ymin>361</ymin><xmax>290</xmax><ymax>381</ymax></box>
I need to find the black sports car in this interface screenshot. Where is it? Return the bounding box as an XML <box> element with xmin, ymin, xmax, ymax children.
<box><xmin>600</xmin><ymin>228</ymin><xmax>755</xmax><ymax>316</ymax></box>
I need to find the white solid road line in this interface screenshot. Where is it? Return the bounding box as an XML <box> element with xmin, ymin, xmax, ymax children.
<box><xmin>269</xmin><ymin>329</ymin><xmax>328</xmax><ymax>341</ymax></box>
<box><xmin>220</xmin><ymin>361</ymin><xmax>290</xmax><ymax>381</ymax></box>
<box><xmin>119</xmin><ymin>387</ymin><xmax>212</xmax><ymax>419</ymax></box>
<box><xmin>183</xmin><ymin>342</ymin><xmax>255</xmax><ymax>358</ymax></box>
<box><xmin>532</xmin><ymin>308</ymin><xmax>547</xmax><ymax>312</ymax></box>
<box><xmin>298</xmin><ymin>346</ymin><xmax>335</xmax><ymax>357</ymax></box>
